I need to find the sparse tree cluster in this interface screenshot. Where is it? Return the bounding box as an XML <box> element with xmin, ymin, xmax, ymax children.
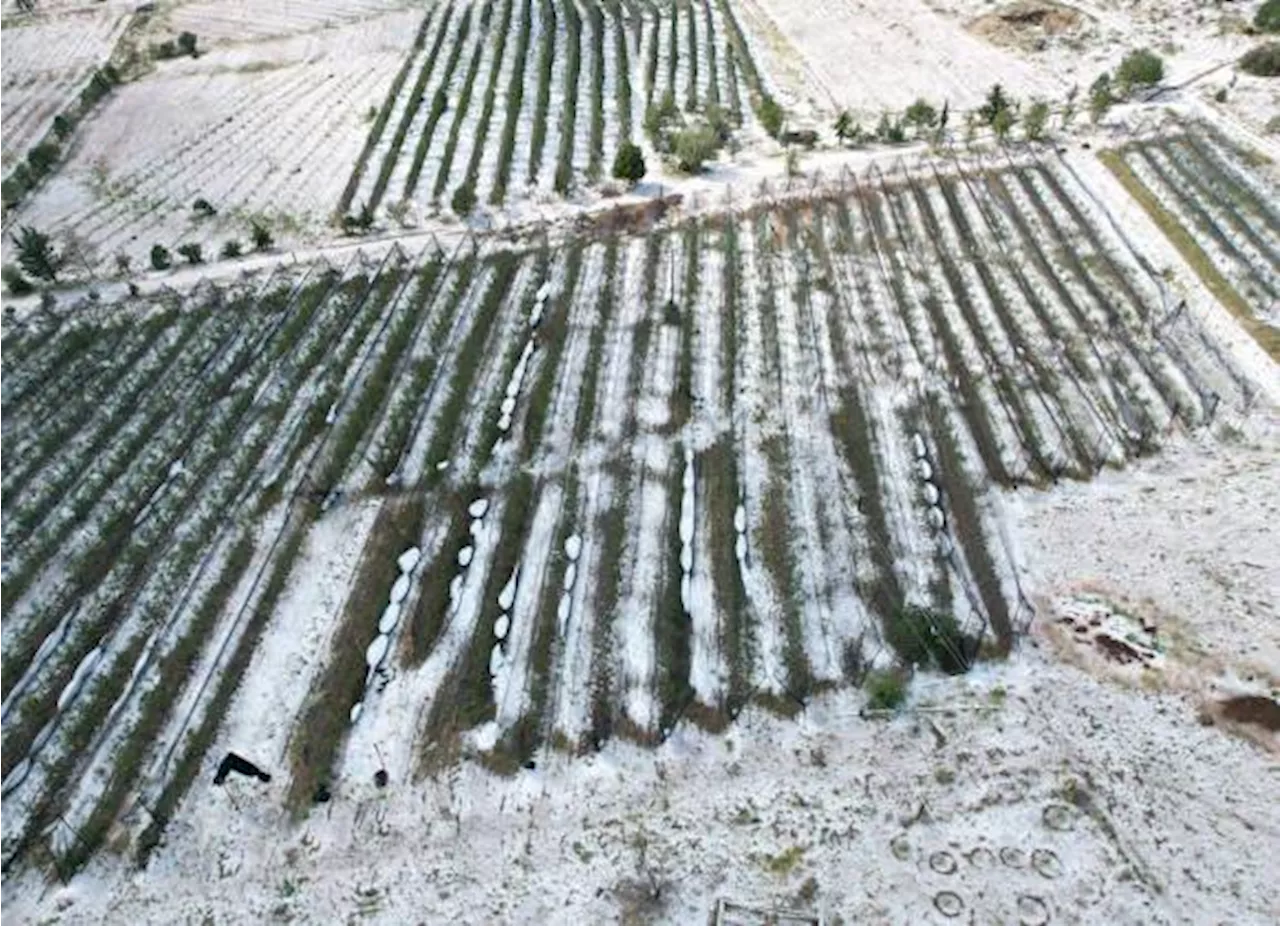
<box><xmin>642</xmin><ymin>90</ymin><xmax>732</xmax><ymax>175</ymax></box>
<box><xmin>152</xmin><ymin>31</ymin><xmax>199</xmax><ymax>60</ymax></box>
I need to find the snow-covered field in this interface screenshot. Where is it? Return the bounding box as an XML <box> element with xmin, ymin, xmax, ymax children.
<box><xmin>4</xmin><ymin>6</ymin><xmax>419</xmax><ymax>269</ymax></box>
<box><xmin>3</xmin><ymin>1</ymin><xmax>1280</xmax><ymax>922</ymax></box>
<box><xmin>744</xmin><ymin>0</ymin><xmax>1065</xmax><ymax>115</ymax></box>
<box><xmin>0</xmin><ymin>2</ymin><xmax>131</xmax><ymax>170</ymax></box>
<box><xmin>5</xmin><ymin>140</ymin><xmax>1278</xmax><ymax>918</ymax></box>
<box><xmin>4</xmin><ymin>415</ymin><xmax>1278</xmax><ymax>925</ymax></box>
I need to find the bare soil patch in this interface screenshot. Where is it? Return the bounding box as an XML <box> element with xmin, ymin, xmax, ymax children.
<box><xmin>968</xmin><ymin>0</ymin><xmax>1085</xmax><ymax>51</ymax></box>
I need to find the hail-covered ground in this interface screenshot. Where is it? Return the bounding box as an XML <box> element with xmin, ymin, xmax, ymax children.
<box><xmin>2</xmin><ymin>0</ymin><xmax>1279</xmax><ymax>924</ymax></box>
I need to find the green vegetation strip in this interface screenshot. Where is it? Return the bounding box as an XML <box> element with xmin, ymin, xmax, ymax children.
<box><xmin>572</xmin><ymin>240</ymin><xmax>619</xmax><ymax>444</ymax></box>
<box><xmin>490</xmin><ymin>0</ymin><xmax>533</xmax><ymax>203</ymax></box>
<box><xmin>337</xmin><ymin>10</ymin><xmax>435</xmax><ymax>217</ymax></box>
<box><xmin>404</xmin><ymin>6</ymin><xmax>473</xmax><ymax>199</ymax></box>
<box><xmin>1100</xmin><ymin>150</ymin><xmax>1277</xmax><ymax>361</ymax></box>
<box><xmin>553</xmin><ymin>0</ymin><xmax>584</xmax><ymax>194</ymax></box>
<box><xmin>368</xmin><ymin>4</ymin><xmax>453</xmax><ymax>211</ymax></box>
<box><xmin>425</xmin><ymin>472</ymin><xmax>537</xmax><ymax>772</ymax></box>
<box><xmin>433</xmin><ymin>0</ymin><xmax>494</xmax><ymax>199</ymax></box>
<box><xmin>526</xmin><ymin>0</ymin><xmax>557</xmax><ymax>183</ymax></box>
<box><xmin>655</xmin><ymin>450</ymin><xmax>693</xmax><ymax>734</ymax></box>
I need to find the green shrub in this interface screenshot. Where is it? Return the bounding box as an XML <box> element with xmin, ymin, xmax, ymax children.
<box><xmin>978</xmin><ymin>83</ymin><xmax>1014</xmax><ymax>126</ymax></box>
<box><xmin>150</xmin><ymin>244</ymin><xmax>171</xmax><ymax>270</ymax></box>
<box><xmin>1116</xmin><ymin>49</ymin><xmax>1164</xmax><ymax>94</ymax></box>
<box><xmin>1024</xmin><ymin>99</ymin><xmax>1050</xmax><ymax>140</ymax></box>
<box><xmin>3</xmin><ymin>265</ymin><xmax>34</xmax><ymax>295</ymax></box>
<box><xmin>759</xmin><ymin>95</ymin><xmax>784</xmax><ymax>138</ymax></box>
<box><xmin>451</xmin><ymin>182</ymin><xmax>476</xmax><ymax>217</ymax></box>
<box><xmin>1240</xmin><ymin>42</ymin><xmax>1280</xmax><ymax>77</ymax></box>
<box><xmin>1256</xmin><ymin>0</ymin><xmax>1280</xmax><ymax>33</ymax></box>
<box><xmin>27</xmin><ymin>141</ymin><xmax>60</xmax><ymax>176</ymax></box>
<box><xmin>220</xmin><ymin>239</ymin><xmax>243</xmax><ymax>259</ymax></box>
<box><xmin>177</xmin><ymin>242</ymin><xmax>203</xmax><ymax>264</ymax></box>
<box><xmin>884</xmin><ymin>605</ymin><xmax>970</xmax><ymax>673</ymax></box>
<box><xmin>865</xmin><ymin>670</ymin><xmax>908</xmax><ymax>711</ymax></box>
<box><xmin>903</xmin><ymin>98</ymin><xmax>938</xmax><ymax>131</ymax></box>
<box><xmin>10</xmin><ymin>226</ymin><xmax>62</xmax><ymax>281</ymax></box>
<box><xmin>611</xmin><ymin>141</ymin><xmax>646</xmax><ymax>184</ymax></box>
<box><xmin>251</xmin><ymin>221</ymin><xmax>273</xmax><ymax>251</ymax></box>
<box><xmin>52</xmin><ymin>114</ymin><xmax>75</xmax><ymax>139</ymax></box>
<box><xmin>673</xmin><ymin>123</ymin><xmax>720</xmax><ymax>173</ymax></box>
<box><xmin>1089</xmin><ymin>71</ymin><xmax>1115</xmax><ymax>123</ymax></box>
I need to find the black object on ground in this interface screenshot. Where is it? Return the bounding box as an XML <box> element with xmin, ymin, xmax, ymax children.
<box><xmin>213</xmin><ymin>752</ymin><xmax>272</xmax><ymax>785</ymax></box>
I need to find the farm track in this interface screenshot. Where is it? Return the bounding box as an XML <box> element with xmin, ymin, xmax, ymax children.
<box><xmin>0</xmin><ymin>152</ymin><xmax>1265</xmax><ymax>873</ymax></box>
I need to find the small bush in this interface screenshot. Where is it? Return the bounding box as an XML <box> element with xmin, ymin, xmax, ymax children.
<box><xmin>11</xmin><ymin>226</ymin><xmax>62</xmax><ymax>282</ymax></box>
<box><xmin>903</xmin><ymin>98</ymin><xmax>938</xmax><ymax>131</ymax></box>
<box><xmin>220</xmin><ymin>239</ymin><xmax>243</xmax><ymax>259</ymax></box>
<box><xmin>1089</xmin><ymin>71</ymin><xmax>1115</xmax><ymax>123</ymax></box>
<box><xmin>758</xmin><ymin>95</ymin><xmax>784</xmax><ymax>138</ymax></box>
<box><xmin>450</xmin><ymin>182</ymin><xmax>476</xmax><ymax>217</ymax></box>
<box><xmin>978</xmin><ymin>83</ymin><xmax>1014</xmax><ymax>126</ymax></box>
<box><xmin>875</xmin><ymin>112</ymin><xmax>906</xmax><ymax>144</ymax></box>
<box><xmin>644</xmin><ymin>90</ymin><xmax>682</xmax><ymax>150</ymax></box>
<box><xmin>27</xmin><ymin>141</ymin><xmax>60</xmax><ymax>176</ymax></box>
<box><xmin>177</xmin><ymin>31</ymin><xmax>198</xmax><ymax>57</ymax></box>
<box><xmin>885</xmin><ymin>605</ymin><xmax>970</xmax><ymax>673</ymax></box>
<box><xmin>79</xmin><ymin>68</ymin><xmax>115</xmax><ymax>107</ymax></box>
<box><xmin>865</xmin><ymin>670</ymin><xmax>908</xmax><ymax>711</ymax></box>
<box><xmin>673</xmin><ymin>123</ymin><xmax>721</xmax><ymax>173</ymax></box>
<box><xmin>150</xmin><ymin>244</ymin><xmax>171</xmax><ymax>271</ymax></box>
<box><xmin>1116</xmin><ymin>49</ymin><xmax>1164</xmax><ymax>94</ymax></box>
<box><xmin>834</xmin><ymin>110</ymin><xmax>864</xmax><ymax>146</ymax></box>
<box><xmin>52</xmin><ymin>114</ymin><xmax>75</xmax><ymax>140</ymax></box>
<box><xmin>177</xmin><ymin>243</ymin><xmax>203</xmax><ymax>265</ymax></box>
<box><xmin>1024</xmin><ymin>99</ymin><xmax>1050</xmax><ymax>140</ymax></box>
<box><xmin>1240</xmin><ymin>42</ymin><xmax>1280</xmax><ymax>77</ymax></box>
<box><xmin>3</xmin><ymin>265</ymin><xmax>34</xmax><ymax>295</ymax></box>
<box><xmin>251</xmin><ymin>221</ymin><xmax>273</xmax><ymax>252</ymax></box>
<box><xmin>611</xmin><ymin>141</ymin><xmax>646</xmax><ymax>184</ymax></box>
<box><xmin>1256</xmin><ymin>0</ymin><xmax>1280</xmax><ymax>33</ymax></box>
<box><xmin>192</xmin><ymin>197</ymin><xmax>217</xmax><ymax>218</ymax></box>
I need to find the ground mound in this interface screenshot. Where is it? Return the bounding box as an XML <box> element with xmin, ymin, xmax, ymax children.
<box><xmin>968</xmin><ymin>0</ymin><xmax>1086</xmax><ymax>51</ymax></box>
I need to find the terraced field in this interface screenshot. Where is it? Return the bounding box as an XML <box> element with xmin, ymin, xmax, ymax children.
<box><xmin>0</xmin><ymin>148</ymin><xmax>1258</xmax><ymax>879</ymax></box>
<box><xmin>1100</xmin><ymin>122</ymin><xmax>1280</xmax><ymax>361</ymax></box>
<box><xmin>339</xmin><ymin>0</ymin><xmax>779</xmax><ymax>219</ymax></box>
